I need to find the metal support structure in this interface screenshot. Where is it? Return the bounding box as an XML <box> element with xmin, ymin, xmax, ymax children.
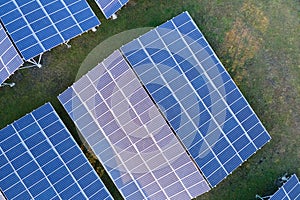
<box><xmin>279</xmin><ymin>173</ymin><xmax>289</xmax><ymax>182</ymax></box>
<box><xmin>112</xmin><ymin>13</ymin><xmax>118</xmax><ymax>20</ymax></box>
<box><xmin>64</xmin><ymin>40</ymin><xmax>71</xmax><ymax>48</ymax></box>
<box><xmin>0</xmin><ymin>82</ymin><xmax>15</xmax><ymax>88</ymax></box>
<box><xmin>19</xmin><ymin>54</ymin><xmax>43</xmax><ymax>69</ymax></box>
<box><xmin>256</xmin><ymin>173</ymin><xmax>291</xmax><ymax>200</ymax></box>
<box><xmin>255</xmin><ymin>194</ymin><xmax>272</xmax><ymax>199</ymax></box>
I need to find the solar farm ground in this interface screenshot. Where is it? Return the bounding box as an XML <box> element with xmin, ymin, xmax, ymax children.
<box><xmin>0</xmin><ymin>0</ymin><xmax>299</xmax><ymax>199</ymax></box>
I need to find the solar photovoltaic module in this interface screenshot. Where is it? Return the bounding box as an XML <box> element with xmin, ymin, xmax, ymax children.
<box><xmin>0</xmin><ymin>23</ymin><xmax>23</xmax><ymax>84</ymax></box>
<box><xmin>0</xmin><ymin>103</ymin><xmax>112</xmax><ymax>200</ymax></box>
<box><xmin>95</xmin><ymin>0</ymin><xmax>128</xmax><ymax>19</ymax></box>
<box><xmin>269</xmin><ymin>174</ymin><xmax>300</xmax><ymax>200</ymax></box>
<box><xmin>0</xmin><ymin>0</ymin><xmax>100</xmax><ymax>60</ymax></box>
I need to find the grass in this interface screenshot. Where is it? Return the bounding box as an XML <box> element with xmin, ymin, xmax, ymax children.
<box><xmin>0</xmin><ymin>0</ymin><xmax>299</xmax><ymax>199</ymax></box>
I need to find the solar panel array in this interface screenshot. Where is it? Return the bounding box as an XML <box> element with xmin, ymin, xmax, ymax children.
<box><xmin>0</xmin><ymin>0</ymin><xmax>100</xmax><ymax>60</ymax></box>
<box><xmin>0</xmin><ymin>23</ymin><xmax>23</xmax><ymax>84</ymax></box>
<box><xmin>270</xmin><ymin>174</ymin><xmax>300</xmax><ymax>200</ymax></box>
<box><xmin>121</xmin><ymin>11</ymin><xmax>271</xmax><ymax>187</ymax></box>
<box><xmin>95</xmin><ymin>0</ymin><xmax>128</xmax><ymax>19</ymax></box>
<box><xmin>0</xmin><ymin>103</ymin><xmax>112</xmax><ymax>200</ymax></box>
<box><xmin>58</xmin><ymin>50</ymin><xmax>211</xmax><ymax>199</ymax></box>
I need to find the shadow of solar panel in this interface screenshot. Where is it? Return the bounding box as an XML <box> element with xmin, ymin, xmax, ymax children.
<box><xmin>0</xmin><ymin>0</ymin><xmax>100</xmax><ymax>60</ymax></box>
<box><xmin>0</xmin><ymin>103</ymin><xmax>112</xmax><ymax>200</ymax></box>
<box><xmin>58</xmin><ymin>50</ymin><xmax>211</xmax><ymax>199</ymax></box>
<box><xmin>0</xmin><ymin>23</ymin><xmax>23</xmax><ymax>84</ymax></box>
<box><xmin>269</xmin><ymin>174</ymin><xmax>300</xmax><ymax>200</ymax></box>
<box><xmin>95</xmin><ymin>0</ymin><xmax>129</xmax><ymax>19</ymax></box>
<box><xmin>121</xmin><ymin>11</ymin><xmax>271</xmax><ymax>187</ymax></box>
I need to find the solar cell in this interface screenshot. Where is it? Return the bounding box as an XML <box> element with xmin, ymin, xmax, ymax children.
<box><xmin>121</xmin><ymin>11</ymin><xmax>271</xmax><ymax>187</ymax></box>
<box><xmin>0</xmin><ymin>0</ymin><xmax>100</xmax><ymax>60</ymax></box>
<box><xmin>0</xmin><ymin>103</ymin><xmax>112</xmax><ymax>200</ymax></box>
<box><xmin>269</xmin><ymin>174</ymin><xmax>300</xmax><ymax>200</ymax></box>
<box><xmin>95</xmin><ymin>0</ymin><xmax>129</xmax><ymax>19</ymax></box>
<box><xmin>58</xmin><ymin>50</ymin><xmax>211</xmax><ymax>199</ymax></box>
<box><xmin>0</xmin><ymin>23</ymin><xmax>23</xmax><ymax>85</ymax></box>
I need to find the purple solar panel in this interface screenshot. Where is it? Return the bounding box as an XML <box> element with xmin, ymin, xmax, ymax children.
<box><xmin>0</xmin><ymin>190</ymin><xmax>5</xmax><ymax>200</ymax></box>
<box><xmin>58</xmin><ymin>50</ymin><xmax>210</xmax><ymax>199</ymax></box>
<box><xmin>0</xmin><ymin>23</ymin><xmax>23</xmax><ymax>84</ymax></box>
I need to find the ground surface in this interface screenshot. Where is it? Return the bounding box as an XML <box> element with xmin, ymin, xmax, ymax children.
<box><xmin>0</xmin><ymin>0</ymin><xmax>299</xmax><ymax>199</ymax></box>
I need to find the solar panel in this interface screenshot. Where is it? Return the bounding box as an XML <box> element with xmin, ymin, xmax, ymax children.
<box><xmin>0</xmin><ymin>103</ymin><xmax>112</xmax><ymax>200</ymax></box>
<box><xmin>95</xmin><ymin>0</ymin><xmax>128</xmax><ymax>19</ymax></box>
<box><xmin>269</xmin><ymin>174</ymin><xmax>300</xmax><ymax>200</ymax></box>
<box><xmin>121</xmin><ymin>11</ymin><xmax>271</xmax><ymax>187</ymax></box>
<box><xmin>0</xmin><ymin>0</ymin><xmax>100</xmax><ymax>60</ymax></box>
<box><xmin>58</xmin><ymin>50</ymin><xmax>211</xmax><ymax>199</ymax></box>
<box><xmin>0</xmin><ymin>23</ymin><xmax>23</xmax><ymax>84</ymax></box>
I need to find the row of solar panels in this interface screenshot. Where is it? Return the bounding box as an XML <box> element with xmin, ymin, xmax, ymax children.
<box><xmin>0</xmin><ymin>11</ymin><xmax>276</xmax><ymax>199</ymax></box>
<box><xmin>0</xmin><ymin>0</ymin><xmax>129</xmax><ymax>85</ymax></box>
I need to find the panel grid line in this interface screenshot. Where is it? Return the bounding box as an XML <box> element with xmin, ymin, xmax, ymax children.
<box><xmin>185</xmin><ymin>15</ymin><xmax>260</xmax><ymax>150</ymax></box>
<box><xmin>0</xmin><ymin>0</ymin><xmax>100</xmax><ymax>60</ymax></box>
<box><xmin>88</xmin><ymin>65</ymin><xmax>169</xmax><ymax>198</ymax></box>
<box><xmin>11</xmin><ymin>0</ymin><xmax>46</xmax><ymax>52</ymax></box>
<box><xmin>269</xmin><ymin>174</ymin><xmax>300</xmax><ymax>200</ymax></box>
<box><xmin>95</xmin><ymin>0</ymin><xmax>128</xmax><ymax>19</ymax></box>
<box><xmin>0</xmin><ymin>128</ymin><xmax>46</xmax><ymax>200</ymax></box>
<box><xmin>0</xmin><ymin>22</ymin><xmax>23</xmax><ymax>84</ymax></box>
<box><xmin>169</xmin><ymin>19</ymin><xmax>247</xmax><ymax>159</ymax></box>
<box><xmin>111</xmin><ymin>51</ymin><xmax>209</xmax><ymax>198</ymax></box>
<box><xmin>135</xmin><ymin>36</ymin><xmax>228</xmax><ymax>183</ymax></box>
<box><xmin>121</xmin><ymin>11</ymin><xmax>271</xmax><ymax>187</ymax></box>
<box><xmin>282</xmin><ymin>187</ymin><xmax>291</xmax><ymax>200</ymax></box>
<box><xmin>69</xmin><ymin>81</ymin><xmax>142</xmax><ymax>200</ymax></box>
<box><xmin>58</xmin><ymin>50</ymin><xmax>211</xmax><ymax>199</ymax></box>
<box><xmin>121</xmin><ymin>52</ymin><xmax>213</xmax><ymax>194</ymax></box>
<box><xmin>53</xmin><ymin>0</ymin><xmax>84</xmax><ymax>33</ymax></box>
<box><xmin>94</xmin><ymin>61</ymin><xmax>179</xmax><ymax>196</ymax></box>
<box><xmin>10</xmin><ymin>124</ymin><xmax>62</xmax><ymax>199</ymax></box>
<box><xmin>32</xmin><ymin>0</ymin><xmax>65</xmax><ymax>43</ymax></box>
<box><xmin>189</xmin><ymin>29</ymin><xmax>271</xmax><ymax>144</ymax></box>
<box><xmin>0</xmin><ymin>103</ymin><xmax>112</xmax><ymax>200</ymax></box>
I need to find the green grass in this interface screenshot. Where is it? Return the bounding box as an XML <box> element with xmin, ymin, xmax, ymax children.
<box><xmin>0</xmin><ymin>0</ymin><xmax>299</xmax><ymax>199</ymax></box>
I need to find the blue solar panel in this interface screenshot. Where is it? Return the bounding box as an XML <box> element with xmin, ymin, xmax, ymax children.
<box><xmin>0</xmin><ymin>23</ymin><xmax>23</xmax><ymax>84</ymax></box>
<box><xmin>0</xmin><ymin>103</ymin><xmax>112</xmax><ymax>200</ymax></box>
<box><xmin>270</xmin><ymin>174</ymin><xmax>300</xmax><ymax>200</ymax></box>
<box><xmin>0</xmin><ymin>0</ymin><xmax>100</xmax><ymax>60</ymax></box>
<box><xmin>121</xmin><ymin>11</ymin><xmax>271</xmax><ymax>187</ymax></box>
<box><xmin>95</xmin><ymin>0</ymin><xmax>129</xmax><ymax>19</ymax></box>
<box><xmin>58</xmin><ymin>50</ymin><xmax>211</xmax><ymax>199</ymax></box>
